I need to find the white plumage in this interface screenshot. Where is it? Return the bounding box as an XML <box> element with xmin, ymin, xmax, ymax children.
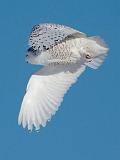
<box><xmin>18</xmin><ymin>23</ymin><xmax>108</xmax><ymax>132</ymax></box>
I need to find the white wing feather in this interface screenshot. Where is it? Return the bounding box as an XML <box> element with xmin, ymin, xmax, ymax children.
<box><xmin>18</xmin><ymin>63</ymin><xmax>86</xmax><ymax>131</ymax></box>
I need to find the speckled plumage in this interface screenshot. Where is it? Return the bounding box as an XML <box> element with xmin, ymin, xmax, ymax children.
<box><xmin>28</xmin><ymin>23</ymin><xmax>85</xmax><ymax>53</ymax></box>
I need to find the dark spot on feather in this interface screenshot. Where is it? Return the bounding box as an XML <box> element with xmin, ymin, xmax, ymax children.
<box><xmin>27</xmin><ymin>47</ymin><xmax>36</xmax><ymax>52</ymax></box>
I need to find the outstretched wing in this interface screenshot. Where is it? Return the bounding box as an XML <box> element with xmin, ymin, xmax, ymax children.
<box><xmin>28</xmin><ymin>23</ymin><xmax>86</xmax><ymax>53</ymax></box>
<box><xmin>18</xmin><ymin>63</ymin><xmax>86</xmax><ymax>131</ymax></box>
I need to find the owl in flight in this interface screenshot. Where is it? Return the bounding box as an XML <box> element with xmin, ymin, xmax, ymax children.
<box><xmin>18</xmin><ymin>23</ymin><xmax>108</xmax><ymax>132</ymax></box>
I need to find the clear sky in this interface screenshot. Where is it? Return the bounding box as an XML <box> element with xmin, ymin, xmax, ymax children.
<box><xmin>0</xmin><ymin>0</ymin><xmax>120</xmax><ymax>159</ymax></box>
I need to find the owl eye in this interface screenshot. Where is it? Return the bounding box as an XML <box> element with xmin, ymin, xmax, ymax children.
<box><xmin>85</xmin><ymin>54</ymin><xmax>91</xmax><ymax>59</ymax></box>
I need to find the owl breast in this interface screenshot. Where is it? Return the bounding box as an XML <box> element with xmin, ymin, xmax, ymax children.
<box><xmin>38</xmin><ymin>38</ymin><xmax>81</xmax><ymax>65</ymax></box>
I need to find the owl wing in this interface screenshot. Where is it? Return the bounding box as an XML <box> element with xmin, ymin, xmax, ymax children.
<box><xmin>18</xmin><ymin>63</ymin><xmax>86</xmax><ymax>131</ymax></box>
<box><xmin>28</xmin><ymin>23</ymin><xmax>86</xmax><ymax>53</ymax></box>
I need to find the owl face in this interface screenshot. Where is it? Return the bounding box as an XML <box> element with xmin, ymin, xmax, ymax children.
<box><xmin>79</xmin><ymin>38</ymin><xmax>108</xmax><ymax>63</ymax></box>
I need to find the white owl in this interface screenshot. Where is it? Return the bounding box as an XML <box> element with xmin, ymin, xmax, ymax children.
<box><xmin>18</xmin><ymin>23</ymin><xmax>108</xmax><ymax>132</ymax></box>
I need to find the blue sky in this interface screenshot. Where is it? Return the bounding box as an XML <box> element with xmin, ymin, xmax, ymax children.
<box><xmin>0</xmin><ymin>0</ymin><xmax>120</xmax><ymax>159</ymax></box>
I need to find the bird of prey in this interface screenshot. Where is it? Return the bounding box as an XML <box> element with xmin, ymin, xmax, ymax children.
<box><xmin>18</xmin><ymin>23</ymin><xmax>108</xmax><ymax>132</ymax></box>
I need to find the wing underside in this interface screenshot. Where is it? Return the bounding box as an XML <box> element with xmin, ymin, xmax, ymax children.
<box><xmin>18</xmin><ymin>63</ymin><xmax>86</xmax><ymax>131</ymax></box>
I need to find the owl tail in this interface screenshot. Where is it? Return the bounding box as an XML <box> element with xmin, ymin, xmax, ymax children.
<box><xmin>85</xmin><ymin>36</ymin><xmax>109</xmax><ymax>69</ymax></box>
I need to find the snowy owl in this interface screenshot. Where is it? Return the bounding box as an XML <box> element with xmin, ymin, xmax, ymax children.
<box><xmin>18</xmin><ymin>23</ymin><xmax>108</xmax><ymax>132</ymax></box>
